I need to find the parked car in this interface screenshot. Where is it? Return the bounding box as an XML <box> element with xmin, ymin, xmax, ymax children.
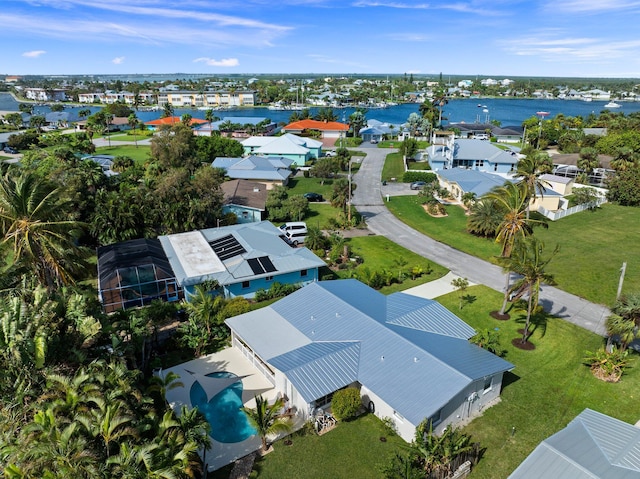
<box><xmin>285</xmin><ymin>229</ymin><xmax>307</xmax><ymax>246</ymax></box>
<box><xmin>410</xmin><ymin>181</ymin><xmax>426</xmax><ymax>190</ymax></box>
<box><xmin>324</xmin><ymin>151</ymin><xmax>336</xmax><ymax>157</ymax></box>
<box><xmin>370</xmin><ymin>139</ymin><xmax>378</xmax><ymax>144</ymax></box>
<box><xmin>303</xmin><ymin>192</ymin><xmax>324</xmax><ymax>202</ymax></box>
<box><xmin>3</xmin><ymin>146</ymin><xmax>18</xmax><ymax>154</ymax></box>
<box><xmin>279</xmin><ymin>222</ymin><xmax>308</xmax><ymax>235</ymax></box>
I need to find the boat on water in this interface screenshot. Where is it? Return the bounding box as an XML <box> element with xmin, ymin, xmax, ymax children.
<box><xmin>536</xmin><ymin>111</ymin><xmax>550</xmax><ymax>117</ymax></box>
<box><xmin>604</xmin><ymin>101</ymin><xmax>622</xmax><ymax>109</ymax></box>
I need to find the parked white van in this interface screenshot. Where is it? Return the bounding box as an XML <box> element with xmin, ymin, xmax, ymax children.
<box><xmin>279</xmin><ymin>222</ymin><xmax>308</xmax><ymax>246</ymax></box>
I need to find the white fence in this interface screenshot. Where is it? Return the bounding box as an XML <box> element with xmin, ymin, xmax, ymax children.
<box><xmin>538</xmin><ymin>197</ymin><xmax>607</xmax><ymax>221</ymax></box>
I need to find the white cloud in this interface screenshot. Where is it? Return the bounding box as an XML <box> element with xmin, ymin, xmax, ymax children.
<box><xmin>387</xmin><ymin>32</ymin><xmax>431</xmax><ymax>42</ymax></box>
<box><xmin>193</xmin><ymin>57</ymin><xmax>239</xmax><ymax>67</ymax></box>
<box><xmin>22</xmin><ymin>50</ymin><xmax>46</xmax><ymax>58</ymax></box>
<box><xmin>112</xmin><ymin>56</ymin><xmax>125</xmax><ymax>64</ymax></box>
<box><xmin>547</xmin><ymin>0</ymin><xmax>640</xmax><ymax>13</ymax></box>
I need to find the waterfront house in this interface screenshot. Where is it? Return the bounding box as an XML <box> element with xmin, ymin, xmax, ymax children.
<box><xmin>282</xmin><ymin>119</ymin><xmax>349</xmax><ymax>141</ymax></box>
<box><xmin>428</xmin><ymin>138</ymin><xmax>518</xmax><ymax>174</ymax></box>
<box><xmin>225</xmin><ymin>279</ymin><xmax>514</xmax><ymax>442</ymax></box>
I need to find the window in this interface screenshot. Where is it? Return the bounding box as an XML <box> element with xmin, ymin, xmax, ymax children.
<box><xmin>428</xmin><ymin>409</ymin><xmax>442</xmax><ymax>427</ymax></box>
<box><xmin>483</xmin><ymin>376</ymin><xmax>493</xmax><ymax>394</ymax></box>
<box><xmin>300</xmin><ymin>269</ymin><xmax>308</xmax><ymax>277</ymax></box>
<box><xmin>265</xmin><ymin>276</ymin><xmax>273</xmax><ymax>282</ymax></box>
<box><xmin>242</xmin><ymin>281</ymin><xmax>250</xmax><ymax>289</ymax></box>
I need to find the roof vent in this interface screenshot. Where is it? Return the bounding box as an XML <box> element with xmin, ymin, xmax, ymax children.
<box><xmin>310</xmin><ymin>315</ymin><xmax>315</xmax><ymax>321</ymax></box>
<box><xmin>414</xmin><ymin>357</ymin><xmax>419</xmax><ymax>363</ymax></box>
<box><xmin>380</xmin><ymin>355</ymin><xmax>384</xmax><ymax>361</ymax></box>
<box><xmin>335</xmin><ymin>312</ymin><xmax>340</xmax><ymax>318</ymax></box>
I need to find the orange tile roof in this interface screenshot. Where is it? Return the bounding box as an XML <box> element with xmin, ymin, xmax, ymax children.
<box><xmin>283</xmin><ymin>119</ymin><xmax>349</xmax><ymax>131</ymax></box>
<box><xmin>145</xmin><ymin>116</ymin><xmax>209</xmax><ymax>126</ymax></box>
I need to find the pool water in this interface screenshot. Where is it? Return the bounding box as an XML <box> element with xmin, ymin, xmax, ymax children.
<box><xmin>189</xmin><ymin>372</ymin><xmax>257</xmax><ymax>443</ymax></box>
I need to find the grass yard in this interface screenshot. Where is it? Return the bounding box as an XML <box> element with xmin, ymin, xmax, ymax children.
<box><xmin>381</xmin><ymin>152</ymin><xmax>405</xmax><ymax>181</ymax></box>
<box><xmin>386</xmin><ymin>195</ymin><xmax>502</xmax><ymax>260</ymax></box>
<box><xmin>338</xmin><ymin>235</ymin><xmax>448</xmax><ymax>293</ymax></box>
<box><xmin>287</xmin><ymin>176</ymin><xmax>338</xmax><ymax>199</ymax></box>
<box><xmin>437</xmin><ymin>286</ymin><xmax>640</xmax><ymax>478</ymax></box>
<box><xmin>247</xmin><ymin>414</ymin><xmax>406</xmax><ymax>479</ymax></box>
<box><xmin>107</xmin><ymin>132</ymin><xmax>153</xmax><ymax>142</ymax></box>
<box><xmin>94</xmin><ymin>144</ymin><xmax>151</xmax><ymax>165</ymax></box>
<box><xmin>386</xmin><ymin>197</ymin><xmax>640</xmax><ymax>306</ymax></box>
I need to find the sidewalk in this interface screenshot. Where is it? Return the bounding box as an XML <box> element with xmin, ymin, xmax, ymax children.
<box><xmin>404</xmin><ymin>272</ymin><xmax>476</xmax><ymax>299</ymax></box>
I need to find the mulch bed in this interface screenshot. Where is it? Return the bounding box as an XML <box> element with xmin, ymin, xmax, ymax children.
<box><xmin>490</xmin><ymin>311</ymin><xmax>510</xmax><ymax>321</ymax></box>
<box><xmin>511</xmin><ymin>337</ymin><xmax>535</xmax><ymax>350</ymax></box>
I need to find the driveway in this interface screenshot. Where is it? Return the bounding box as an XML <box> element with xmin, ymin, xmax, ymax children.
<box><xmin>351</xmin><ymin>147</ymin><xmax>610</xmax><ymax>336</ymax></box>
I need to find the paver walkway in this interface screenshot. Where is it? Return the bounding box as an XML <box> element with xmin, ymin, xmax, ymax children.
<box><xmin>350</xmin><ymin>147</ymin><xmax>610</xmax><ymax>336</ymax></box>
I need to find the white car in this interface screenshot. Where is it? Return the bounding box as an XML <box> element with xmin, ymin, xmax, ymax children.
<box><xmin>324</xmin><ymin>151</ymin><xmax>336</xmax><ymax>157</ymax></box>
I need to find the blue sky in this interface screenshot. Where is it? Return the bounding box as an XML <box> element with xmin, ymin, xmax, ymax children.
<box><xmin>4</xmin><ymin>0</ymin><xmax>640</xmax><ymax>77</ymax></box>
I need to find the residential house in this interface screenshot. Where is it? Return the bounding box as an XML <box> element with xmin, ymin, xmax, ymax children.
<box><xmin>159</xmin><ymin>221</ymin><xmax>325</xmax><ymax>300</ymax></box>
<box><xmin>241</xmin><ymin>134</ymin><xmax>322</xmax><ymax>165</ymax></box>
<box><xmin>508</xmin><ymin>409</ymin><xmax>640</xmax><ymax>479</ymax></box>
<box><xmin>225</xmin><ymin>279</ymin><xmax>514</xmax><ymax>442</ymax></box>
<box><xmin>194</xmin><ymin>117</ymin><xmax>276</xmax><ymax>137</ymax></box>
<box><xmin>221</xmin><ymin>180</ymin><xmax>267</xmax><ymax>224</ymax></box>
<box><xmin>282</xmin><ymin>119</ymin><xmax>349</xmax><ymax>140</ymax></box>
<box><xmin>144</xmin><ymin>116</ymin><xmax>209</xmax><ymax>130</ymax></box>
<box><xmin>359</xmin><ymin>119</ymin><xmax>395</xmax><ymax>143</ymax></box>
<box><xmin>212</xmin><ymin>155</ymin><xmax>294</xmax><ymax>188</ymax></box>
<box><xmin>437</xmin><ymin>168</ymin><xmax>509</xmax><ymax>201</ymax></box>
<box><xmin>428</xmin><ymin>138</ymin><xmax>518</xmax><ymax>174</ymax></box>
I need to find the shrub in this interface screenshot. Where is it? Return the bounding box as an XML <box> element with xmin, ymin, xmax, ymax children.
<box><xmin>254</xmin><ymin>282</ymin><xmax>300</xmax><ymax>302</ymax></box>
<box><xmin>584</xmin><ymin>346</ymin><xmax>630</xmax><ymax>382</ymax></box>
<box><xmin>402</xmin><ymin>171</ymin><xmax>437</xmax><ymax>183</ymax></box>
<box><xmin>331</xmin><ymin>387</ymin><xmax>362</xmax><ymax>421</ymax></box>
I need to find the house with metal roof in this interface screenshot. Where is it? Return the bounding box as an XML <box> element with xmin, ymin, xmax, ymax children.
<box><xmin>241</xmin><ymin>133</ymin><xmax>323</xmax><ymax>165</ymax></box>
<box><xmin>212</xmin><ymin>155</ymin><xmax>294</xmax><ymax>187</ymax></box>
<box><xmin>159</xmin><ymin>221</ymin><xmax>325</xmax><ymax>300</ymax></box>
<box><xmin>225</xmin><ymin>279</ymin><xmax>514</xmax><ymax>442</ymax></box>
<box><xmin>428</xmin><ymin>137</ymin><xmax>518</xmax><ymax>174</ymax></box>
<box><xmin>438</xmin><ymin>168</ymin><xmax>508</xmax><ymax>200</ymax></box>
<box><xmin>508</xmin><ymin>408</ymin><xmax>640</xmax><ymax>479</ymax></box>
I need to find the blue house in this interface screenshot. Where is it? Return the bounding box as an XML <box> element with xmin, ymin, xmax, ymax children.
<box><xmin>225</xmin><ymin>279</ymin><xmax>514</xmax><ymax>442</ymax></box>
<box><xmin>159</xmin><ymin>221</ymin><xmax>326</xmax><ymax>300</ymax></box>
<box><xmin>220</xmin><ymin>179</ymin><xmax>267</xmax><ymax>224</ymax></box>
<box><xmin>428</xmin><ymin>138</ymin><xmax>518</xmax><ymax>174</ymax></box>
<box><xmin>241</xmin><ymin>134</ymin><xmax>323</xmax><ymax>165</ymax></box>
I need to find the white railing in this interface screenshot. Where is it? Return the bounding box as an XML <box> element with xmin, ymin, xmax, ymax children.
<box><xmin>538</xmin><ymin>197</ymin><xmax>607</xmax><ymax>220</ymax></box>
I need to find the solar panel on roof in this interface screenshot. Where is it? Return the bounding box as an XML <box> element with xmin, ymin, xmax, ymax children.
<box><xmin>209</xmin><ymin>234</ymin><xmax>246</xmax><ymax>261</ymax></box>
<box><xmin>247</xmin><ymin>256</ymin><xmax>278</xmax><ymax>275</ymax></box>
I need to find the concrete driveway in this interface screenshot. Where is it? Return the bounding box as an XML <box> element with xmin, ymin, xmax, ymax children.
<box><xmin>351</xmin><ymin>147</ymin><xmax>609</xmax><ymax>336</ymax></box>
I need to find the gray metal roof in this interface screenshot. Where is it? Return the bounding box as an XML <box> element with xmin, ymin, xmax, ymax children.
<box><xmin>226</xmin><ymin>279</ymin><xmax>513</xmax><ymax>426</ymax></box>
<box><xmin>438</xmin><ymin>168</ymin><xmax>508</xmax><ymax>197</ymax></box>
<box><xmin>269</xmin><ymin>342</ymin><xmax>360</xmax><ymax>401</ymax></box>
<box><xmin>508</xmin><ymin>409</ymin><xmax>640</xmax><ymax>479</ymax></box>
<box><xmin>159</xmin><ymin>221</ymin><xmax>325</xmax><ymax>287</ymax></box>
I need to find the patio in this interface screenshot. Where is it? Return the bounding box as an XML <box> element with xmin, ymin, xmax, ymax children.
<box><xmin>163</xmin><ymin>347</ymin><xmax>278</xmax><ymax>472</ymax></box>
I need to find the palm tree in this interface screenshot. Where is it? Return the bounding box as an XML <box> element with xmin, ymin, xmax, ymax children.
<box><xmin>0</xmin><ymin>171</ymin><xmax>89</xmax><ymax>290</ymax></box>
<box><xmin>162</xmin><ymin>102</ymin><xmax>174</xmax><ymax>119</ymax></box>
<box><xmin>512</xmin><ymin>151</ymin><xmax>552</xmax><ymax>218</ymax></box>
<box><xmin>605</xmin><ymin>294</ymin><xmax>640</xmax><ymax>351</ymax></box>
<box><xmin>611</xmin><ymin>146</ymin><xmax>638</xmax><ymax>172</ymax></box>
<box><xmin>484</xmin><ymin>181</ymin><xmax>547</xmax><ymax>316</ymax></box>
<box><xmin>242</xmin><ymin>395</ymin><xmax>292</xmax><ymax>450</ymax></box>
<box><xmin>577</xmin><ymin>147</ymin><xmax>600</xmax><ymax>179</ymax></box>
<box><xmin>466</xmin><ymin>198</ymin><xmax>503</xmax><ymax>237</ymax></box>
<box><xmin>498</xmin><ymin>237</ymin><xmax>558</xmax><ymax>343</ymax></box>
<box><xmin>127</xmin><ymin>113</ymin><xmax>140</xmax><ymax>148</ymax></box>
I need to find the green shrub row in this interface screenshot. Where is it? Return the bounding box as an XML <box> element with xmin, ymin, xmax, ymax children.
<box><xmin>402</xmin><ymin>171</ymin><xmax>437</xmax><ymax>183</ymax></box>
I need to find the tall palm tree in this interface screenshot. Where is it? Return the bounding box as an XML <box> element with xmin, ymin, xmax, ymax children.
<box><xmin>485</xmin><ymin>181</ymin><xmax>547</xmax><ymax>316</ymax></box>
<box><xmin>498</xmin><ymin>237</ymin><xmax>558</xmax><ymax>343</ymax></box>
<box><xmin>605</xmin><ymin>294</ymin><xmax>640</xmax><ymax>351</ymax></box>
<box><xmin>512</xmin><ymin>151</ymin><xmax>552</xmax><ymax>218</ymax></box>
<box><xmin>242</xmin><ymin>395</ymin><xmax>292</xmax><ymax>450</ymax></box>
<box><xmin>128</xmin><ymin>113</ymin><xmax>140</xmax><ymax>148</ymax></box>
<box><xmin>0</xmin><ymin>171</ymin><xmax>89</xmax><ymax>290</ymax></box>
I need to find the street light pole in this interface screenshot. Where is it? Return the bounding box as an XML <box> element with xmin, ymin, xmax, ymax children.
<box><xmin>347</xmin><ymin>158</ymin><xmax>352</xmax><ymax>225</ymax></box>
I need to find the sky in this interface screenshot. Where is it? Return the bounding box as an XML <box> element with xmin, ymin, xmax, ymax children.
<box><xmin>4</xmin><ymin>0</ymin><xmax>640</xmax><ymax>77</ymax></box>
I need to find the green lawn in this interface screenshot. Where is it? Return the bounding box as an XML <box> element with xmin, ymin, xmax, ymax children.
<box><xmin>107</xmin><ymin>132</ymin><xmax>153</xmax><ymax>142</ymax></box>
<box><xmin>437</xmin><ymin>286</ymin><xmax>640</xmax><ymax>478</ymax></box>
<box><xmin>94</xmin><ymin>145</ymin><xmax>151</xmax><ymax>165</ymax></box>
<box><xmin>386</xmin><ymin>197</ymin><xmax>640</xmax><ymax>306</ymax></box>
<box><xmin>386</xmin><ymin>195</ymin><xmax>502</xmax><ymax>260</ymax></box>
<box><xmin>381</xmin><ymin>152</ymin><xmax>405</xmax><ymax>181</ymax></box>
<box><xmin>246</xmin><ymin>414</ymin><xmax>406</xmax><ymax>479</ymax></box>
<box><xmin>287</xmin><ymin>176</ymin><xmax>338</xmax><ymax>200</ymax></box>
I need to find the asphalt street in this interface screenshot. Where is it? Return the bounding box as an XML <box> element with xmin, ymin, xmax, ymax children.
<box><xmin>351</xmin><ymin>147</ymin><xmax>610</xmax><ymax>336</ymax></box>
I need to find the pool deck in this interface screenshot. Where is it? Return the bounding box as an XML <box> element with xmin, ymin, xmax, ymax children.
<box><xmin>163</xmin><ymin>346</ymin><xmax>277</xmax><ymax>472</ymax></box>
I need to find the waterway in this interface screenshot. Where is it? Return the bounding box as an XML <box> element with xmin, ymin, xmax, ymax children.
<box><xmin>2</xmin><ymin>92</ymin><xmax>639</xmax><ymax>127</ymax></box>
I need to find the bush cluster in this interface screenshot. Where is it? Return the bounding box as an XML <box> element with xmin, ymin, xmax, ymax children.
<box><xmin>254</xmin><ymin>282</ymin><xmax>301</xmax><ymax>302</ymax></box>
<box><xmin>402</xmin><ymin>171</ymin><xmax>437</xmax><ymax>183</ymax></box>
<box><xmin>330</xmin><ymin>387</ymin><xmax>362</xmax><ymax>421</ymax></box>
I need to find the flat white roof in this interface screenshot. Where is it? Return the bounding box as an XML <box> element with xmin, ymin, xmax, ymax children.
<box><xmin>166</xmin><ymin>231</ymin><xmax>225</xmax><ymax>278</ymax></box>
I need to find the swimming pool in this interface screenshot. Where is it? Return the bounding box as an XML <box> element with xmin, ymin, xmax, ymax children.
<box><xmin>189</xmin><ymin>371</ymin><xmax>257</xmax><ymax>443</ymax></box>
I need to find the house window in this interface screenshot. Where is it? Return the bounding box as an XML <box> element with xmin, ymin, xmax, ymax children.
<box><xmin>300</xmin><ymin>269</ymin><xmax>308</xmax><ymax>277</ymax></box>
<box><xmin>265</xmin><ymin>276</ymin><xmax>273</xmax><ymax>282</ymax></box>
<box><xmin>393</xmin><ymin>410</ymin><xmax>405</xmax><ymax>423</ymax></box>
<box><xmin>242</xmin><ymin>281</ymin><xmax>250</xmax><ymax>289</ymax></box>
<box><xmin>428</xmin><ymin>409</ymin><xmax>442</xmax><ymax>427</ymax></box>
<box><xmin>483</xmin><ymin>376</ymin><xmax>493</xmax><ymax>394</ymax></box>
